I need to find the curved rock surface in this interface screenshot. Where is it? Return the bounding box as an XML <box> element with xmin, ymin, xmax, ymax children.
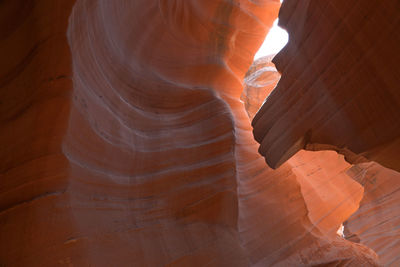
<box><xmin>252</xmin><ymin>0</ymin><xmax>400</xmax><ymax>172</ymax></box>
<box><xmin>63</xmin><ymin>1</ymin><xmax>378</xmax><ymax>265</ymax></box>
<box><xmin>244</xmin><ymin>55</ymin><xmax>400</xmax><ymax>266</ymax></box>
<box><xmin>0</xmin><ymin>0</ymin><xmax>76</xmax><ymax>265</ymax></box>
<box><xmin>0</xmin><ymin>0</ymin><xmax>391</xmax><ymax>266</ymax></box>
<box><xmin>345</xmin><ymin>163</ymin><xmax>400</xmax><ymax>266</ymax></box>
<box><xmin>289</xmin><ymin>150</ymin><xmax>364</xmax><ymax>238</ymax></box>
<box><xmin>241</xmin><ymin>54</ymin><xmax>280</xmax><ymax>120</ymax></box>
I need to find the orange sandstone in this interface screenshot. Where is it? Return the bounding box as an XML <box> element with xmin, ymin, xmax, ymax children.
<box><xmin>0</xmin><ymin>0</ymin><xmax>394</xmax><ymax>266</ymax></box>
<box><xmin>253</xmin><ymin>0</ymin><xmax>400</xmax><ymax>172</ymax></box>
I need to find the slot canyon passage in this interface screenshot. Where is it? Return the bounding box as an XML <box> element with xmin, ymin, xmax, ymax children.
<box><xmin>0</xmin><ymin>0</ymin><xmax>399</xmax><ymax>266</ymax></box>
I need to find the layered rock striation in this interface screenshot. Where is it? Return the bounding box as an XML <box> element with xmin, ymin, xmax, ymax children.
<box><xmin>241</xmin><ymin>54</ymin><xmax>280</xmax><ymax>120</ymax></box>
<box><xmin>0</xmin><ymin>0</ymin><xmax>395</xmax><ymax>266</ymax></box>
<box><xmin>252</xmin><ymin>0</ymin><xmax>400</xmax><ymax>172</ymax></box>
<box><xmin>0</xmin><ymin>0</ymin><xmax>77</xmax><ymax>264</ymax></box>
<box><xmin>345</xmin><ymin>163</ymin><xmax>400</xmax><ymax>266</ymax></box>
<box><xmin>62</xmin><ymin>1</ymin><xmax>377</xmax><ymax>265</ymax></box>
<box><xmin>244</xmin><ymin>55</ymin><xmax>400</xmax><ymax>266</ymax></box>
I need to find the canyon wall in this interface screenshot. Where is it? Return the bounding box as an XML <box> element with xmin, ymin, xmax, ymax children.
<box><xmin>345</xmin><ymin>163</ymin><xmax>400</xmax><ymax>266</ymax></box>
<box><xmin>245</xmin><ymin>56</ymin><xmax>400</xmax><ymax>266</ymax></box>
<box><xmin>253</xmin><ymin>0</ymin><xmax>400</xmax><ymax>172</ymax></box>
<box><xmin>0</xmin><ymin>0</ymin><xmax>79</xmax><ymax>265</ymax></box>
<box><xmin>0</xmin><ymin>0</ymin><xmax>397</xmax><ymax>266</ymax></box>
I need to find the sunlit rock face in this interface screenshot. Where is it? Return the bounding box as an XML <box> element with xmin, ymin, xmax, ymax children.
<box><xmin>345</xmin><ymin>163</ymin><xmax>400</xmax><ymax>266</ymax></box>
<box><xmin>244</xmin><ymin>55</ymin><xmax>400</xmax><ymax>266</ymax></box>
<box><xmin>242</xmin><ymin>55</ymin><xmax>376</xmax><ymax>255</ymax></box>
<box><xmin>63</xmin><ymin>1</ymin><xmax>378</xmax><ymax>265</ymax></box>
<box><xmin>288</xmin><ymin>150</ymin><xmax>364</xmax><ymax>238</ymax></box>
<box><xmin>241</xmin><ymin>54</ymin><xmax>280</xmax><ymax>120</ymax></box>
<box><xmin>0</xmin><ymin>0</ymin><xmax>390</xmax><ymax>266</ymax></box>
<box><xmin>252</xmin><ymin>0</ymin><xmax>400</xmax><ymax>172</ymax></box>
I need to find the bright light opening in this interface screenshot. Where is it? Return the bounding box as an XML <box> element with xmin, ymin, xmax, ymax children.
<box><xmin>254</xmin><ymin>6</ymin><xmax>288</xmax><ymax>59</ymax></box>
<box><xmin>337</xmin><ymin>224</ymin><xmax>345</xmax><ymax>238</ymax></box>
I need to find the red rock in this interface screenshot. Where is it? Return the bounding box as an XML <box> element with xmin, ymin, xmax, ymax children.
<box><xmin>243</xmin><ymin>55</ymin><xmax>372</xmax><ymax>244</ymax></box>
<box><xmin>0</xmin><ymin>0</ymin><xmax>389</xmax><ymax>266</ymax></box>
<box><xmin>0</xmin><ymin>0</ymin><xmax>78</xmax><ymax>265</ymax></box>
<box><xmin>252</xmin><ymin>0</ymin><xmax>400</xmax><ymax>172</ymax></box>
<box><xmin>345</xmin><ymin>163</ymin><xmax>400</xmax><ymax>266</ymax></box>
<box><xmin>289</xmin><ymin>150</ymin><xmax>364</xmax><ymax>238</ymax></box>
<box><xmin>241</xmin><ymin>54</ymin><xmax>280</xmax><ymax>120</ymax></box>
<box><xmin>243</xmin><ymin>54</ymin><xmax>400</xmax><ymax>266</ymax></box>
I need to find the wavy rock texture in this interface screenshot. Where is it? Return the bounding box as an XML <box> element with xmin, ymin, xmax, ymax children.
<box><xmin>242</xmin><ymin>56</ymin><xmax>365</xmax><ymax>241</ymax></box>
<box><xmin>345</xmin><ymin>163</ymin><xmax>400</xmax><ymax>266</ymax></box>
<box><xmin>247</xmin><ymin>51</ymin><xmax>400</xmax><ymax>266</ymax></box>
<box><xmin>241</xmin><ymin>54</ymin><xmax>280</xmax><ymax>119</ymax></box>
<box><xmin>252</xmin><ymin>0</ymin><xmax>400</xmax><ymax>172</ymax></box>
<box><xmin>288</xmin><ymin>150</ymin><xmax>364</xmax><ymax>238</ymax></box>
<box><xmin>0</xmin><ymin>0</ymin><xmax>78</xmax><ymax>265</ymax></box>
<box><xmin>244</xmin><ymin>55</ymin><xmax>400</xmax><ymax>266</ymax></box>
<box><xmin>64</xmin><ymin>1</ymin><xmax>378</xmax><ymax>265</ymax></box>
<box><xmin>0</xmin><ymin>0</ymin><xmax>388</xmax><ymax>266</ymax></box>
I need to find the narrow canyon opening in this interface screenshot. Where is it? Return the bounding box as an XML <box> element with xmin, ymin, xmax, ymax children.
<box><xmin>242</xmin><ymin>0</ymin><xmax>370</xmax><ymax>249</ymax></box>
<box><xmin>253</xmin><ymin>17</ymin><xmax>288</xmax><ymax>60</ymax></box>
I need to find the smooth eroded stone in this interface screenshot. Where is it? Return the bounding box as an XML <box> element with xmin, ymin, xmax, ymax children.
<box><xmin>252</xmin><ymin>0</ymin><xmax>400</xmax><ymax>172</ymax></box>
<box><xmin>0</xmin><ymin>0</ymin><xmax>386</xmax><ymax>266</ymax></box>
<box><xmin>345</xmin><ymin>163</ymin><xmax>400</xmax><ymax>266</ymax></box>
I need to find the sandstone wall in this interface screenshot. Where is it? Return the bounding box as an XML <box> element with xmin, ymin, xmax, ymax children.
<box><xmin>253</xmin><ymin>0</ymin><xmax>400</xmax><ymax>172</ymax></box>
<box><xmin>0</xmin><ymin>0</ymin><xmax>395</xmax><ymax>266</ymax></box>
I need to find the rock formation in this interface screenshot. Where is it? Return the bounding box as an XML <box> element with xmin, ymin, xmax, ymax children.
<box><xmin>244</xmin><ymin>55</ymin><xmax>400</xmax><ymax>266</ymax></box>
<box><xmin>0</xmin><ymin>0</ymin><xmax>397</xmax><ymax>266</ymax></box>
<box><xmin>345</xmin><ymin>163</ymin><xmax>400</xmax><ymax>266</ymax></box>
<box><xmin>243</xmin><ymin>56</ymin><xmax>366</xmax><ymax>239</ymax></box>
<box><xmin>0</xmin><ymin>0</ymin><xmax>76</xmax><ymax>265</ymax></box>
<box><xmin>252</xmin><ymin>0</ymin><xmax>400</xmax><ymax>172</ymax></box>
<box><xmin>241</xmin><ymin>54</ymin><xmax>280</xmax><ymax>119</ymax></box>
